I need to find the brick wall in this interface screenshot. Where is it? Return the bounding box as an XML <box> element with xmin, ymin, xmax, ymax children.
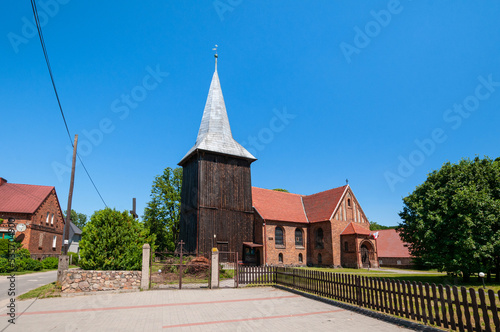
<box><xmin>264</xmin><ymin>221</ymin><xmax>307</xmax><ymax>266</ymax></box>
<box><xmin>61</xmin><ymin>270</ymin><xmax>142</xmax><ymax>293</ymax></box>
<box><xmin>308</xmin><ymin>221</ymin><xmax>332</xmax><ymax>266</ymax></box>
<box><xmin>378</xmin><ymin>257</ymin><xmax>413</xmax><ymax>268</ymax></box>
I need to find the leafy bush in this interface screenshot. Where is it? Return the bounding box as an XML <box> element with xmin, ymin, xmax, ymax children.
<box><xmin>0</xmin><ymin>258</ymin><xmax>13</xmax><ymax>273</ymax></box>
<box><xmin>42</xmin><ymin>257</ymin><xmax>59</xmax><ymax>269</ymax></box>
<box><xmin>23</xmin><ymin>258</ymin><xmax>43</xmax><ymax>271</ymax></box>
<box><xmin>68</xmin><ymin>252</ymin><xmax>79</xmax><ymax>266</ymax></box>
<box><xmin>0</xmin><ymin>239</ymin><xmax>21</xmax><ymax>259</ymax></box>
<box><xmin>16</xmin><ymin>248</ymin><xmax>31</xmax><ymax>260</ymax></box>
<box><xmin>80</xmin><ymin>208</ymin><xmax>155</xmax><ymax>271</ymax></box>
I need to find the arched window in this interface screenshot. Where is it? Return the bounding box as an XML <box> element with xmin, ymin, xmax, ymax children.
<box><xmin>278</xmin><ymin>253</ymin><xmax>283</xmax><ymax>263</ymax></box>
<box><xmin>315</xmin><ymin>228</ymin><xmax>324</xmax><ymax>249</ymax></box>
<box><xmin>46</xmin><ymin>212</ymin><xmax>50</xmax><ymax>223</ymax></box>
<box><xmin>51</xmin><ymin>214</ymin><xmax>54</xmax><ymax>225</ymax></box>
<box><xmin>344</xmin><ymin>241</ymin><xmax>349</xmax><ymax>252</ymax></box>
<box><xmin>275</xmin><ymin>227</ymin><xmax>284</xmax><ymax>246</ymax></box>
<box><xmin>295</xmin><ymin>228</ymin><xmax>303</xmax><ymax>247</ymax></box>
<box><xmin>317</xmin><ymin>253</ymin><xmax>322</xmax><ymax>264</ymax></box>
<box><xmin>298</xmin><ymin>253</ymin><xmax>303</xmax><ymax>263</ymax></box>
<box><xmin>347</xmin><ymin>198</ymin><xmax>351</xmax><ymax>207</ymax></box>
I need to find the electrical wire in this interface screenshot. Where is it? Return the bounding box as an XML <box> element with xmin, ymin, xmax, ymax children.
<box><xmin>30</xmin><ymin>0</ymin><xmax>108</xmax><ymax>208</ymax></box>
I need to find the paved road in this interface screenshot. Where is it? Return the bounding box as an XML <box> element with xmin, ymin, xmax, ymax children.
<box><xmin>0</xmin><ymin>270</ymin><xmax>57</xmax><ymax>306</ymax></box>
<box><xmin>0</xmin><ymin>287</ymin><xmax>414</xmax><ymax>331</ymax></box>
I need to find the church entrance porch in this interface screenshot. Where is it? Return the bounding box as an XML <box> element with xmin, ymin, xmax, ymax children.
<box><xmin>359</xmin><ymin>241</ymin><xmax>377</xmax><ymax>269</ymax></box>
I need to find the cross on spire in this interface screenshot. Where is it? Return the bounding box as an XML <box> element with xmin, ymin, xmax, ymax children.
<box><xmin>212</xmin><ymin>44</ymin><xmax>218</xmax><ymax>70</ymax></box>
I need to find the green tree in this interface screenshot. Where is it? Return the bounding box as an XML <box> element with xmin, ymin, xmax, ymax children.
<box><xmin>143</xmin><ymin>167</ymin><xmax>182</xmax><ymax>252</ymax></box>
<box><xmin>79</xmin><ymin>208</ymin><xmax>155</xmax><ymax>270</ymax></box>
<box><xmin>398</xmin><ymin>156</ymin><xmax>500</xmax><ymax>281</ymax></box>
<box><xmin>369</xmin><ymin>221</ymin><xmax>396</xmax><ymax>231</ymax></box>
<box><xmin>272</xmin><ymin>188</ymin><xmax>289</xmax><ymax>193</ymax></box>
<box><xmin>63</xmin><ymin>209</ymin><xmax>88</xmax><ymax>230</ymax></box>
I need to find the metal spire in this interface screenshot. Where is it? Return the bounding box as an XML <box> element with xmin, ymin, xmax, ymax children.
<box><xmin>212</xmin><ymin>44</ymin><xmax>218</xmax><ymax>71</ymax></box>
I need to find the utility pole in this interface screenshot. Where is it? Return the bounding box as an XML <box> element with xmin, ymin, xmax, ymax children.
<box><xmin>130</xmin><ymin>198</ymin><xmax>138</xmax><ymax>219</ymax></box>
<box><xmin>63</xmin><ymin>134</ymin><xmax>78</xmax><ymax>255</ymax></box>
<box><xmin>58</xmin><ymin>134</ymin><xmax>78</xmax><ymax>284</ymax></box>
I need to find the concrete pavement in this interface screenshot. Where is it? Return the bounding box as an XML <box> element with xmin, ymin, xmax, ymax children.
<box><xmin>0</xmin><ymin>287</ymin><xmax>413</xmax><ymax>332</ymax></box>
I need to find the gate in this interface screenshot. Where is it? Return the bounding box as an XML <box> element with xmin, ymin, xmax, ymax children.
<box><xmin>216</xmin><ymin>251</ymin><xmax>238</xmax><ymax>288</ymax></box>
<box><xmin>150</xmin><ymin>241</ymin><xmax>210</xmax><ymax>289</ymax></box>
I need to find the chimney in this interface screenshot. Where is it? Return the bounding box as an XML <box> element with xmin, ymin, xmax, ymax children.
<box><xmin>0</xmin><ymin>178</ymin><xmax>7</xmax><ymax>186</ymax></box>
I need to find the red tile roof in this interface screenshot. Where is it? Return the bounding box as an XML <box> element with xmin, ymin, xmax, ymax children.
<box><xmin>302</xmin><ymin>186</ymin><xmax>347</xmax><ymax>222</ymax></box>
<box><xmin>375</xmin><ymin>229</ymin><xmax>411</xmax><ymax>258</ymax></box>
<box><xmin>252</xmin><ymin>187</ymin><xmax>308</xmax><ymax>223</ymax></box>
<box><xmin>0</xmin><ymin>182</ymin><xmax>54</xmax><ymax>214</ymax></box>
<box><xmin>340</xmin><ymin>222</ymin><xmax>371</xmax><ymax>235</ymax></box>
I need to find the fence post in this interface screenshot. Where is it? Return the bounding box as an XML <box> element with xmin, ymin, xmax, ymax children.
<box><xmin>293</xmin><ymin>268</ymin><xmax>295</xmax><ymax>288</ymax></box>
<box><xmin>355</xmin><ymin>276</ymin><xmax>361</xmax><ymax>306</ymax></box>
<box><xmin>141</xmin><ymin>243</ymin><xmax>150</xmax><ymax>290</ymax></box>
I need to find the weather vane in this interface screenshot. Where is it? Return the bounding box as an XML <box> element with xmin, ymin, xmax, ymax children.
<box><xmin>212</xmin><ymin>44</ymin><xmax>218</xmax><ymax>58</ymax></box>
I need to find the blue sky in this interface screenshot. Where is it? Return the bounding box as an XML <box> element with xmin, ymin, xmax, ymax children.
<box><xmin>2</xmin><ymin>1</ymin><xmax>499</xmax><ymax>226</ymax></box>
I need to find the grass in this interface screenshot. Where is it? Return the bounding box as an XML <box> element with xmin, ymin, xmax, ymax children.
<box><xmin>17</xmin><ymin>282</ymin><xmax>61</xmax><ymax>300</ymax></box>
<box><xmin>300</xmin><ymin>267</ymin><xmax>500</xmax><ymax>292</ymax></box>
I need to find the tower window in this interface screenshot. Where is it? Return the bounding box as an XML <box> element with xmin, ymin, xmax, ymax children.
<box><xmin>348</xmin><ymin>199</ymin><xmax>351</xmax><ymax>207</ymax></box>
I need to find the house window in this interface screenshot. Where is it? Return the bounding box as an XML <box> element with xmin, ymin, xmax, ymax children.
<box><xmin>278</xmin><ymin>253</ymin><xmax>283</xmax><ymax>263</ymax></box>
<box><xmin>295</xmin><ymin>228</ymin><xmax>303</xmax><ymax>247</ymax></box>
<box><xmin>317</xmin><ymin>253</ymin><xmax>322</xmax><ymax>264</ymax></box>
<box><xmin>0</xmin><ymin>232</ymin><xmax>14</xmax><ymax>240</ymax></box>
<box><xmin>46</xmin><ymin>212</ymin><xmax>50</xmax><ymax>223</ymax></box>
<box><xmin>344</xmin><ymin>241</ymin><xmax>348</xmax><ymax>252</ymax></box>
<box><xmin>315</xmin><ymin>228</ymin><xmax>324</xmax><ymax>249</ymax></box>
<box><xmin>275</xmin><ymin>227</ymin><xmax>284</xmax><ymax>246</ymax></box>
<box><xmin>39</xmin><ymin>233</ymin><xmax>45</xmax><ymax>248</ymax></box>
<box><xmin>348</xmin><ymin>199</ymin><xmax>351</xmax><ymax>207</ymax></box>
<box><xmin>298</xmin><ymin>253</ymin><xmax>303</xmax><ymax>263</ymax></box>
<box><xmin>51</xmin><ymin>214</ymin><xmax>54</xmax><ymax>225</ymax></box>
<box><xmin>397</xmin><ymin>260</ymin><xmax>402</xmax><ymax>265</ymax></box>
<box><xmin>52</xmin><ymin>236</ymin><xmax>57</xmax><ymax>248</ymax></box>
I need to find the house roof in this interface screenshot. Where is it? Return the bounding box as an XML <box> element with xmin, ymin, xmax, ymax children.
<box><xmin>69</xmin><ymin>221</ymin><xmax>82</xmax><ymax>235</ymax></box>
<box><xmin>252</xmin><ymin>187</ymin><xmax>308</xmax><ymax>223</ymax></box>
<box><xmin>0</xmin><ymin>182</ymin><xmax>54</xmax><ymax>214</ymax></box>
<box><xmin>340</xmin><ymin>222</ymin><xmax>371</xmax><ymax>236</ymax></box>
<box><xmin>179</xmin><ymin>64</ymin><xmax>256</xmax><ymax>165</ymax></box>
<box><xmin>302</xmin><ymin>186</ymin><xmax>347</xmax><ymax>222</ymax></box>
<box><xmin>375</xmin><ymin>229</ymin><xmax>411</xmax><ymax>258</ymax></box>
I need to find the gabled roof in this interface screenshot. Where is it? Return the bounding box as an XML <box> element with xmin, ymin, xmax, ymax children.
<box><xmin>69</xmin><ymin>221</ymin><xmax>82</xmax><ymax>235</ymax></box>
<box><xmin>179</xmin><ymin>66</ymin><xmax>256</xmax><ymax>165</ymax></box>
<box><xmin>302</xmin><ymin>186</ymin><xmax>347</xmax><ymax>223</ymax></box>
<box><xmin>252</xmin><ymin>187</ymin><xmax>308</xmax><ymax>223</ymax></box>
<box><xmin>375</xmin><ymin>229</ymin><xmax>411</xmax><ymax>258</ymax></box>
<box><xmin>340</xmin><ymin>222</ymin><xmax>371</xmax><ymax>236</ymax></box>
<box><xmin>0</xmin><ymin>182</ymin><xmax>54</xmax><ymax>214</ymax></box>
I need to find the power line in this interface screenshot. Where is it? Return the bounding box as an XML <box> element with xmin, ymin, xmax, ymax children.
<box><xmin>30</xmin><ymin>0</ymin><xmax>107</xmax><ymax>208</ymax></box>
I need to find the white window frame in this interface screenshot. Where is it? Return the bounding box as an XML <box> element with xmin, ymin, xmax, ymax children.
<box><xmin>52</xmin><ymin>236</ymin><xmax>57</xmax><ymax>248</ymax></box>
<box><xmin>46</xmin><ymin>212</ymin><xmax>50</xmax><ymax>224</ymax></box>
<box><xmin>51</xmin><ymin>214</ymin><xmax>54</xmax><ymax>225</ymax></box>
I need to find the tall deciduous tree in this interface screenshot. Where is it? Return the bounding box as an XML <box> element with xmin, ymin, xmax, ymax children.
<box><xmin>79</xmin><ymin>208</ymin><xmax>155</xmax><ymax>270</ymax></box>
<box><xmin>63</xmin><ymin>209</ymin><xmax>88</xmax><ymax>230</ymax></box>
<box><xmin>398</xmin><ymin>156</ymin><xmax>500</xmax><ymax>281</ymax></box>
<box><xmin>143</xmin><ymin>167</ymin><xmax>182</xmax><ymax>252</ymax></box>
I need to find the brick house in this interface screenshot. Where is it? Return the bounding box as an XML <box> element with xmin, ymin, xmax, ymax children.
<box><xmin>375</xmin><ymin>229</ymin><xmax>413</xmax><ymax>268</ymax></box>
<box><xmin>0</xmin><ymin>177</ymin><xmax>64</xmax><ymax>260</ymax></box>
<box><xmin>251</xmin><ymin>186</ymin><xmax>379</xmax><ymax>268</ymax></box>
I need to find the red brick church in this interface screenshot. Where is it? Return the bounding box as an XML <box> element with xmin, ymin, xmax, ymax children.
<box><xmin>179</xmin><ymin>57</ymin><xmax>379</xmax><ymax>268</ymax></box>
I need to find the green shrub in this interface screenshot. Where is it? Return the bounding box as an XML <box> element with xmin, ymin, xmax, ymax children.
<box><xmin>80</xmin><ymin>208</ymin><xmax>155</xmax><ymax>270</ymax></box>
<box><xmin>42</xmin><ymin>257</ymin><xmax>59</xmax><ymax>270</ymax></box>
<box><xmin>0</xmin><ymin>239</ymin><xmax>21</xmax><ymax>259</ymax></box>
<box><xmin>0</xmin><ymin>258</ymin><xmax>13</xmax><ymax>273</ymax></box>
<box><xmin>23</xmin><ymin>258</ymin><xmax>43</xmax><ymax>271</ymax></box>
<box><xmin>68</xmin><ymin>252</ymin><xmax>79</xmax><ymax>265</ymax></box>
<box><xmin>16</xmin><ymin>248</ymin><xmax>31</xmax><ymax>260</ymax></box>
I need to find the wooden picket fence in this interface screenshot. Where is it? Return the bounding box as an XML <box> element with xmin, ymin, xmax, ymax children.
<box><xmin>238</xmin><ymin>266</ymin><xmax>500</xmax><ymax>331</ymax></box>
<box><xmin>238</xmin><ymin>266</ymin><xmax>275</xmax><ymax>285</ymax></box>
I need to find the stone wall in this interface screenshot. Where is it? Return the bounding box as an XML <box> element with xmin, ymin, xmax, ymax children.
<box><xmin>61</xmin><ymin>270</ymin><xmax>142</xmax><ymax>293</ymax></box>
